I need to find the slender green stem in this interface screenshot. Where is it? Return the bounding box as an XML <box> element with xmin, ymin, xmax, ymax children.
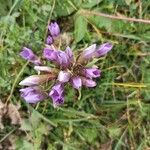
<box><xmin>0</xmin><ymin>128</ymin><xmax>16</xmax><ymax>143</ymax></box>
<box><xmin>43</xmin><ymin>0</ymin><xmax>56</xmax><ymax>44</ymax></box>
<box><xmin>6</xmin><ymin>61</ymin><xmax>29</xmax><ymax>103</ymax></box>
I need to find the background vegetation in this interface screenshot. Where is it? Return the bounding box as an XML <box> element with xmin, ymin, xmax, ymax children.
<box><xmin>0</xmin><ymin>0</ymin><xmax>150</xmax><ymax>149</ymax></box>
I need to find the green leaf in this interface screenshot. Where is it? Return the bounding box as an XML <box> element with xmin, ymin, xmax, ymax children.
<box><xmin>79</xmin><ymin>128</ymin><xmax>97</xmax><ymax>143</ymax></box>
<box><xmin>54</xmin><ymin>0</ymin><xmax>82</xmax><ymax>17</ymax></box>
<box><xmin>89</xmin><ymin>15</ymin><xmax>112</xmax><ymax>32</ymax></box>
<box><xmin>16</xmin><ymin>139</ymin><xmax>34</xmax><ymax>150</ymax></box>
<box><xmin>124</xmin><ymin>0</ymin><xmax>132</xmax><ymax>5</ymax></box>
<box><xmin>30</xmin><ymin>110</ymin><xmax>41</xmax><ymax>128</ymax></box>
<box><xmin>20</xmin><ymin>119</ymin><xmax>32</xmax><ymax>131</ymax></box>
<box><xmin>81</xmin><ymin>0</ymin><xmax>102</xmax><ymax>9</ymax></box>
<box><xmin>108</xmin><ymin>127</ymin><xmax>121</xmax><ymax>139</ymax></box>
<box><xmin>74</xmin><ymin>15</ymin><xmax>87</xmax><ymax>42</ymax></box>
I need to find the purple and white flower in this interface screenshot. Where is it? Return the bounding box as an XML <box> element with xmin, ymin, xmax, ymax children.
<box><xmin>49</xmin><ymin>83</ymin><xmax>64</xmax><ymax>107</ymax></box>
<box><xmin>65</xmin><ymin>46</ymin><xmax>74</xmax><ymax>63</ymax></box>
<box><xmin>19</xmin><ymin>21</ymin><xmax>113</xmax><ymax>107</ymax></box>
<box><xmin>20</xmin><ymin>86</ymin><xmax>47</xmax><ymax>103</ymax></box>
<box><xmin>81</xmin><ymin>44</ymin><xmax>96</xmax><ymax>59</ymax></box>
<box><xmin>57</xmin><ymin>71</ymin><xmax>71</xmax><ymax>83</ymax></box>
<box><xmin>20</xmin><ymin>47</ymin><xmax>41</xmax><ymax>65</ymax></box>
<box><xmin>71</xmin><ymin>76</ymin><xmax>82</xmax><ymax>89</ymax></box>
<box><xmin>95</xmin><ymin>43</ymin><xmax>113</xmax><ymax>57</ymax></box>
<box><xmin>82</xmin><ymin>68</ymin><xmax>101</xmax><ymax>79</ymax></box>
<box><xmin>43</xmin><ymin>48</ymin><xmax>58</xmax><ymax>61</ymax></box>
<box><xmin>82</xmin><ymin>78</ymin><xmax>97</xmax><ymax>87</ymax></box>
<box><xmin>19</xmin><ymin>74</ymin><xmax>55</xmax><ymax>86</ymax></box>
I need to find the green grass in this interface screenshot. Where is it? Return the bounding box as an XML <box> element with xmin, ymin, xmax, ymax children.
<box><xmin>0</xmin><ymin>0</ymin><xmax>150</xmax><ymax>149</ymax></box>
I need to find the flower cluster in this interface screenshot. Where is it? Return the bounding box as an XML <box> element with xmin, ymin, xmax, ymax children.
<box><xmin>19</xmin><ymin>22</ymin><xmax>113</xmax><ymax>107</ymax></box>
<box><xmin>46</xmin><ymin>22</ymin><xmax>60</xmax><ymax>45</ymax></box>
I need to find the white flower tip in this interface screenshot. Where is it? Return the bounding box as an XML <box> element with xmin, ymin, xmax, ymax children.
<box><xmin>34</xmin><ymin>66</ymin><xmax>52</xmax><ymax>72</ymax></box>
<box><xmin>82</xmin><ymin>44</ymin><xmax>97</xmax><ymax>59</ymax></box>
<box><xmin>19</xmin><ymin>81</ymin><xmax>24</xmax><ymax>86</ymax></box>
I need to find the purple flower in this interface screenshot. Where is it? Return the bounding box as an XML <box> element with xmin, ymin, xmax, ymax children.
<box><xmin>81</xmin><ymin>44</ymin><xmax>96</xmax><ymax>59</ymax></box>
<box><xmin>48</xmin><ymin>22</ymin><xmax>60</xmax><ymax>37</ymax></box>
<box><xmin>57</xmin><ymin>51</ymin><xmax>70</xmax><ymax>68</ymax></box>
<box><xmin>83</xmin><ymin>68</ymin><xmax>101</xmax><ymax>79</ymax></box>
<box><xmin>43</xmin><ymin>48</ymin><xmax>58</xmax><ymax>61</ymax></box>
<box><xmin>20</xmin><ymin>86</ymin><xmax>47</xmax><ymax>103</ymax></box>
<box><xmin>82</xmin><ymin>78</ymin><xmax>96</xmax><ymax>87</ymax></box>
<box><xmin>46</xmin><ymin>36</ymin><xmax>53</xmax><ymax>45</ymax></box>
<box><xmin>95</xmin><ymin>43</ymin><xmax>113</xmax><ymax>57</ymax></box>
<box><xmin>20</xmin><ymin>47</ymin><xmax>41</xmax><ymax>65</ymax></box>
<box><xmin>19</xmin><ymin>74</ymin><xmax>55</xmax><ymax>86</ymax></box>
<box><xmin>19</xmin><ymin>21</ymin><xmax>113</xmax><ymax>107</ymax></box>
<box><xmin>65</xmin><ymin>46</ymin><xmax>74</xmax><ymax>63</ymax></box>
<box><xmin>49</xmin><ymin>83</ymin><xmax>64</xmax><ymax>107</ymax></box>
<box><xmin>57</xmin><ymin>71</ymin><xmax>71</xmax><ymax>83</ymax></box>
<box><xmin>43</xmin><ymin>48</ymin><xmax>72</xmax><ymax>69</ymax></box>
<box><xmin>71</xmin><ymin>76</ymin><xmax>82</xmax><ymax>89</ymax></box>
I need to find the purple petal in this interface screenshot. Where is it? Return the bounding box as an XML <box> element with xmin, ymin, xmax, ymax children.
<box><xmin>83</xmin><ymin>68</ymin><xmax>101</xmax><ymax>79</ymax></box>
<box><xmin>95</xmin><ymin>43</ymin><xmax>113</xmax><ymax>57</ymax></box>
<box><xmin>20</xmin><ymin>86</ymin><xmax>47</xmax><ymax>103</ymax></box>
<box><xmin>57</xmin><ymin>51</ymin><xmax>70</xmax><ymax>68</ymax></box>
<box><xmin>19</xmin><ymin>74</ymin><xmax>54</xmax><ymax>86</ymax></box>
<box><xmin>48</xmin><ymin>22</ymin><xmax>60</xmax><ymax>37</ymax></box>
<box><xmin>20</xmin><ymin>47</ymin><xmax>41</xmax><ymax>65</ymax></box>
<box><xmin>49</xmin><ymin>83</ymin><xmax>64</xmax><ymax>107</ymax></box>
<box><xmin>57</xmin><ymin>71</ymin><xmax>71</xmax><ymax>83</ymax></box>
<box><xmin>43</xmin><ymin>48</ymin><xmax>70</xmax><ymax>68</ymax></box>
<box><xmin>43</xmin><ymin>48</ymin><xmax>58</xmax><ymax>61</ymax></box>
<box><xmin>82</xmin><ymin>78</ymin><xmax>96</xmax><ymax>87</ymax></box>
<box><xmin>46</xmin><ymin>36</ymin><xmax>53</xmax><ymax>45</ymax></box>
<box><xmin>81</xmin><ymin>44</ymin><xmax>96</xmax><ymax>59</ymax></box>
<box><xmin>65</xmin><ymin>46</ymin><xmax>74</xmax><ymax>63</ymax></box>
<box><xmin>71</xmin><ymin>76</ymin><xmax>82</xmax><ymax>89</ymax></box>
<box><xmin>57</xmin><ymin>51</ymin><xmax>68</xmax><ymax>64</ymax></box>
<box><xmin>20</xmin><ymin>47</ymin><xmax>34</xmax><ymax>59</ymax></box>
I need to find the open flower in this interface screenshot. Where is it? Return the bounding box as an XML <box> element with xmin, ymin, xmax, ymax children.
<box><xmin>82</xmin><ymin>68</ymin><xmax>101</xmax><ymax>79</ymax></box>
<box><xmin>20</xmin><ymin>47</ymin><xmax>41</xmax><ymax>65</ymax></box>
<box><xmin>20</xmin><ymin>86</ymin><xmax>47</xmax><ymax>103</ymax></box>
<box><xmin>49</xmin><ymin>83</ymin><xmax>64</xmax><ymax>107</ymax></box>
<box><xmin>82</xmin><ymin>78</ymin><xmax>96</xmax><ymax>87</ymax></box>
<box><xmin>19</xmin><ymin>21</ymin><xmax>113</xmax><ymax>107</ymax></box>
<box><xmin>57</xmin><ymin>71</ymin><xmax>71</xmax><ymax>83</ymax></box>
<box><xmin>71</xmin><ymin>76</ymin><xmax>82</xmax><ymax>89</ymax></box>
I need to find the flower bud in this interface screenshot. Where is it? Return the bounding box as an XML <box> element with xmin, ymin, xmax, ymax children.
<box><xmin>71</xmin><ymin>76</ymin><xmax>82</xmax><ymax>89</ymax></box>
<box><xmin>19</xmin><ymin>74</ymin><xmax>55</xmax><ymax>86</ymax></box>
<box><xmin>46</xmin><ymin>35</ymin><xmax>53</xmax><ymax>45</ymax></box>
<box><xmin>82</xmin><ymin>78</ymin><xmax>96</xmax><ymax>87</ymax></box>
<box><xmin>20</xmin><ymin>47</ymin><xmax>41</xmax><ymax>65</ymax></box>
<box><xmin>48</xmin><ymin>22</ymin><xmax>60</xmax><ymax>37</ymax></box>
<box><xmin>95</xmin><ymin>43</ymin><xmax>113</xmax><ymax>57</ymax></box>
<box><xmin>58</xmin><ymin>71</ymin><xmax>71</xmax><ymax>83</ymax></box>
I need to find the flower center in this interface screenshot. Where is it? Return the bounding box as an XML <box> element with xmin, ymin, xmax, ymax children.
<box><xmin>72</xmin><ymin>64</ymin><xmax>84</xmax><ymax>76</ymax></box>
